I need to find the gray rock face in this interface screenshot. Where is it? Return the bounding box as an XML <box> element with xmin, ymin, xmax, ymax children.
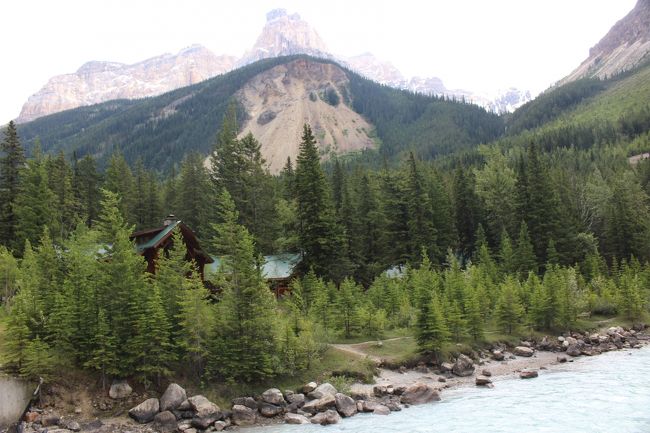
<box><xmin>285</xmin><ymin>413</ymin><xmax>310</xmax><ymax>424</ymax></box>
<box><xmin>286</xmin><ymin>393</ymin><xmax>305</xmax><ymax>406</ymax></box>
<box><xmin>308</xmin><ymin>383</ymin><xmax>337</xmax><ymax>399</ymax></box>
<box><xmin>400</xmin><ymin>383</ymin><xmax>441</xmax><ymax>405</ymax></box>
<box><xmin>259</xmin><ymin>403</ymin><xmax>284</xmax><ymax>417</ymax></box>
<box><xmin>262</xmin><ymin>388</ymin><xmax>286</xmax><ymax>405</ymax></box>
<box><xmin>520</xmin><ymin>369</ymin><xmax>539</xmax><ymax>379</ymax></box>
<box><xmin>109</xmin><ymin>380</ymin><xmax>132</xmax><ymax>399</ymax></box>
<box><xmin>302</xmin><ymin>394</ymin><xmax>336</xmax><ymax>414</ymax></box>
<box><xmin>310</xmin><ymin>409</ymin><xmax>341</xmax><ymax>425</ymax></box>
<box><xmin>160</xmin><ymin>383</ymin><xmax>187</xmax><ymax>412</ymax></box>
<box><xmin>188</xmin><ymin>395</ymin><xmax>220</xmax><ymax>418</ymax></box>
<box><xmin>452</xmin><ymin>354</ymin><xmax>475</xmax><ymax>377</ymax></box>
<box><xmin>153</xmin><ymin>411</ymin><xmax>177</xmax><ymax>432</ymax></box>
<box><xmin>514</xmin><ymin>346</ymin><xmax>534</xmax><ymax>357</ymax></box>
<box><xmin>231</xmin><ymin>404</ymin><xmax>257</xmax><ymax>426</ymax></box>
<box><xmin>334</xmin><ymin>393</ymin><xmax>357</xmax><ymax>417</ymax></box>
<box><xmin>476</xmin><ymin>375</ymin><xmax>492</xmax><ymax>386</ymax></box>
<box><xmin>373</xmin><ymin>405</ymin><xmax>390</xmax><ymax>415</ymax></box>
<box><xmin>129</xmin><ymin>398</ymin><xmax>160</xmax><ymax>423</ymax></box>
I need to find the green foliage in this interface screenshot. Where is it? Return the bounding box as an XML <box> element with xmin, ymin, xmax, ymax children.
<box><xmin>0</xmin><ymin>121</ymin><xmax>25</xmax><ymax>247</ymax></box>
<box><xmin>495</xmin><ymin>277</ymin><xmax>524</xmax><ymax>334</ymax></box>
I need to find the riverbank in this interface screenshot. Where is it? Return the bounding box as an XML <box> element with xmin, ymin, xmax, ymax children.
<box><xmin>7</xmin><ymin>325</ymin><xmax>648</xmax><ymax>433</ymax></box>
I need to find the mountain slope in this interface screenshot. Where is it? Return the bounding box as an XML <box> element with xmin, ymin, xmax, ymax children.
<box><xmin>15</xmin><ymin>56</ymin><xmax>504</xmax><ymax>173</ymax></box>
<box><xmin>17</xmin><ymin>45</ymin><xmax>236</xmax><ymax>123</ymax></box>
<box><xmin>559</xmin><ymin>0</ymin><xmax>650</xmax><ymax>85</ymax></box>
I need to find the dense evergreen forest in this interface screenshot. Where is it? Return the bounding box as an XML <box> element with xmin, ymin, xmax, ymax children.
<box><xmin>1</xmin><ymin>60</ymin><xmax>650</xmax><ymax>387</ymax></box>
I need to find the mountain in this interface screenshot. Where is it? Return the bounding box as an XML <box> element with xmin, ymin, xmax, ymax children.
<box><xmin>16</xmin><ymin>9</ymin><xmax>530</xmax><ymax>123</ymax></box>
<box><xmin>559</xmin><ymin>0</ymin><xmax>650</xmax><ymax>85</ymax></box>
<box><xmin>238</xmin><ymin>9</ymin><xmax>332</xmax><ymax>66</ymax></box>
<box><xmin>14</xmin><ymin>56</ymin><xmax>504</xmax><ymax>173</ymax></box>
<box><xmin>17</xmin><ymin>45</ymin><xmax>236</xmax><ymax>123</ymax></box>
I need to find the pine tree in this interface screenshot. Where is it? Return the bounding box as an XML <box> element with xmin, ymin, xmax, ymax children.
<box><xmin>46</xmin><ymin>152</ymin><xmax>78</xmax><ymax>241</ymax></box>
<box><xmin>405</xmin><ymin>152</ymin><xmax>438</xmax><ymax>262</ymax></box>
<box><xmin>465</xmin><ymin>289</ymin><xmax>484</xmax><ymax>341</ymax></box>
<box><xmin>453</xmin><ymin>165</ymin><xmax>480</xmax><ymax>257</ymax></box>
<box><xmin>72</xmin><ymin>154</ymin><xmax>102</xmax><ymax>227</ymax></box>
<box><xmin>155</xmin><ymin>231</ymin><xmax>192</xmax><ymax>329</ymax></box>
<box><xmin>209</xmin><ymin>190</ymin><xmax>277</xmax><ymax>381</ymax></box>
<box><xmin>334</xmin><ymin>278</ymin><xmax>362</xmax><ymax>338</ymax></box>
<box><xmin>84</xmin><ymin>309</ymin><xmax>118</xmax><ymax>390</ymax></box>
<box><xmin>20</xmin><ymin>336</ymin><xmax>55</xmax><ymax>380</ymax></box>
<box><xmin>499</xmin><ymin>229</ymin><xmax>517</xmax><ymax>275</ymax></box>
<box><xmin>495</xmin><ymin>277</ymin><xmax>524</xmax><ymax>334</ymax></box>
<box><xmin>414</xmin><ymin>256</ymin><xmax>449</xmax><ymax>355</ymax></box>
<box><xmin>104</xmin><ymin>151</ymin><xmax>136</xmax><ymax>225</ymax></box>
<box><xmin>379</xmin><ymin>168</ymin><xmax>410</xmax><ymax>266</ymax></box>
<box><xmin>0</xmin><ymin>121</ymin><xmax>25</xmax><ymax>247</ymax></box>
<box><xmin>445</xmin><ymin>299</ymin><xmax>467</xmax><ymax>342</ymax></box>
<box><xmin>295</xmin><ymin>124</ymin><xmax>347</xmax><ymax>281</ymax></box>
<box><xmin>515</xmin><ymin>222</ymin><xmax>537</xmax><ymax>276</ymax></box>
<box><xmin>177</xmin><ymin>152</ymin><xmax>216</xmax><ymax>240</ymax></box>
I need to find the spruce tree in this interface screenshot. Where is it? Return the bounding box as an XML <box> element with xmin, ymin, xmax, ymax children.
<box><xmin>84</xmin><ymin>309</ymin><xmax>118</xmax><ymax>390</ymax></box>
<box><xmin>334</xmin><ymin>278</ymin><xmax>362</xmax><ymax>338</ymax></box>
<box><xmin>515</xmin><ymin>222</ymin><xmax>537</xmax><ymax>276</ymax></box>
<box><xmin>405</xmin><ymin>152</ymin><xmax>438</xmax><ymax>263</ymax></box>
<box><xmin>495</xmin><ymin>277</ymin><xmax>524</xmax><ymax>334</ymax></box>
<box><xmin>72</xmin><ymin>154</ymin><xmax>102</xmax><ymax>227</ymax></box>
<box><xmin>0</xmin><ymin>121</ymin><xmax>25</xmax><ymax>247</ymax></box>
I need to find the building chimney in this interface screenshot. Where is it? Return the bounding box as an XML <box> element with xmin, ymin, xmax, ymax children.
<box><xmin>163</xmin><ymin>214</ymin><xmax>176</xmax><ymax>226</ymax></box>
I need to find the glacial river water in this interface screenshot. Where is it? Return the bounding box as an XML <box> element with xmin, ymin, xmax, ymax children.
<box><xmin>248</xmin><ymin>345</ymin><xmax>650</xmax><ymax>433</ymax></box>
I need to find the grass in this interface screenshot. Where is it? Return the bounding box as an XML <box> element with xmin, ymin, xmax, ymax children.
<box><xmin>357</xmin><ymin>337</ymin><xmax>418</xmax><ymax>363</ymax></box>
<box><xmin>0</xmin><ymin>307</ymin><xmax>8</xmax><ymax>364</ymax></box>
<box><xmin>328</xmin><ymin>327</ymin><xmax>411</xmax><ymax>344</ymax></box>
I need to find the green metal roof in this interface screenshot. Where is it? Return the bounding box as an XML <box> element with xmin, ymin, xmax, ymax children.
<box><xmin>134</xmin><ymin>220</ymin><xmax>180</xmax><ymax>253</ymax></box>
<box><xmin>206</xmin><ymin>253</ymin><xmax>301</xmax><ymax>280</ymax></box>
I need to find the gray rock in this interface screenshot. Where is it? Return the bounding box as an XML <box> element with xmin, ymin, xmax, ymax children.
<box><xmin>178</xmin><ymin>399</ymin><xmax>191</xmax><ymax>411</ymax></box>
<box><xmin>566</xmin><ymin>344</ymin><xmax>582</xmax><ymax>357</ymax></box>
<box><xmin>214</xmin><ymin>420</ymin><xmax>228</xmax><ymax>431</ymax></box>
<box><xmin>308</xmin><ymin>382</ymin><xmax>337</xmax><ymax>399</ymax></box>
<box><xmin>153</xmin><ymin>411</ymin><xmax>177</xmax><ymax>432</ymax></box>
<box><xmin>557</xmin><ymin>355</ymin><xmax>568</xmax><ymax>363</ymax></box>
<box><xmin>452</xmin><ymin>354</ymin><xmax>475</xmax><ymax>377</ymax></box>
<box><xmin>440</xmin><ymin>362</ymin><xmax>454</xmax><ymax>373</ymax></box>
<box><xmin>400</xmin><ymin>383</ymin><xmax>441</xmax><ymax>405</ymax></box>
<box><xmin>109</xmin><ymin>380</ymin><xmax>133</xmax><ymax>399</ymax></box>
<box><xmin>513</xmin><ymin>346</ymin><xmax>534</xmax><ymax>357</ymax></box>
<box><xmin>360</xmin><ymin>400</ymin><xmax>378</xmax><ymax>412</ymax></box>
<box><xmin>310</xmin><ymin>409</ymin><xmax>341</xmax><ymax>425</ymax></box>
<box><xmin>231</xmin><ymin>404</ymin><xmax>257</xmax><ymax>426</ymax></box>
<box><xmin>334</xmin><ymin>393</ymin><xmax>357</xmax><ymax>417</ymax></box>
<box><xmin>285</xmin><ymin>413</ymin><xmax>310</xmax><ymax>424</ymax></box>
<box><xmin>393</xmin><ymin>386</ymin><xmax>407</xmax><ymax>395</ymax></box>
<box><xmin>492</xmin><ymin>350</ymin><xmax>505</xmax><ymax>361</ymax></box>
<box><xmin>373</xmin><ymin>405</ymin><xmax>390</xmax><ymax>415</ymax></box>
<box><xmin>41</xmin><ymin>414</ymin><xmax>61</xmax><ymax>427</ymax></box>
<box><xmin>191</xmin><ymin>414</ymin><xmax>220</xmax><ymax>430</ymax></box>
<box><xmin>286</xmin><ymin>393</ymin><xmax>305</xmax><ymax>406</ymax></box>
<box><xmin>129</xmin><ymin>398</ymin><xmax>160</xmax><ymax>423</ymax></box>
<box><xmin>259</xmin><ymin>403</ymin><xmax>283</xmax><ymax>417</ymax></box>
<box><xmin>302</xmin><ymin>382</ymin><xmax>318</xmax><ymax>393</ymax></box>
<box><xmin>232</xmin><ymin>396</ymin><xmax>258</xmax><ymax>410</ymax></box>
<box><xmin>475</xmin><ymin>375</ymin><xmax>492</xmax><ymax>386</ymax></box>
<box><xmin>481</xmin><ymin>369</ymin><xmax>492</xmax><ymax>377</ymax></box>
<box><xmin>160</xmin><ymin>383</ymin><xmax>187</xmax><ymax>412</ymax></box>
<box><xmin>59</xmin><ymin>419</ymin><xmax>80</xmax><ymax>432</ymax></box>
<box><xmin>188</xmin><ymin>395</ymin><xmax>220</xmax><ymax>418</ymax></box>
<box><xmin>261</xmin><ymin>388</ymin><xmax>286</xmax><ymax>406</ymax></box>
<box><xmin>302</xmin><ymin>394</ymin><xmax>336</xmax><ymax>414</ymax></box>
<box><xmin>520</xmin><ymin>369</ymin><xmax>538</xmax><ymax>379</ymax></box>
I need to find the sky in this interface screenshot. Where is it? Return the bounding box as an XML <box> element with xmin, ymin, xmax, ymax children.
<box><xmin>0</xmin><ymin>0</ymin><xmax>638</xmax><ymax>123</ymax></box>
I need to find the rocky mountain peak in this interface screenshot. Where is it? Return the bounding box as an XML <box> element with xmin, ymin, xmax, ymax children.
<box><xmin>238</xmin><ymin>9</ymin><xmax>330</xmax><ymax>66</ymax></box>
<box><xmin>559</xmin><ymin>0</ymin><xmax>650</xmax><ymax>85</ymax></box>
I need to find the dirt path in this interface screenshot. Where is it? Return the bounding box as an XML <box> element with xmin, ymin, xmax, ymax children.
<box><xmin>330</xmin><ymin>337</ymin><xmax>411</xmax><ymax>364</ymax></box>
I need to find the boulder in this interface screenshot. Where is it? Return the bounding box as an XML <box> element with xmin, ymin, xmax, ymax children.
<box><xmin>566</xmin><ymin>344</ymin><xmax>582</xmax><ymax>357</ymax></box>
<box><xmin>492</xmin><ymin>350</ymin><xmax>505</xmax><ymax>361</ymax></box>
<box><xmin>259</xmin><ymin>403</ymin><xmax>283</xmax><ymax>417</ymax></box>
<box><xmin>475</xmin><ymin>375</ymin><xmax>492</xmax><ymax>386</ymax></box>
<box><xmin>513</xmin><ymin>346</ymin><xmax>534</xmax><ymax>357</ymax></box>
<box><xmin>262</xmin><ymin>388</ymin><xmax>286</xmax><ymax>406</ymax></box>
<box><xmin>232</xmin><ymin>396</ymin><xmax>258</xmax><ymax>410</ymax></box>
<box><xmin>160</xmin><ymin>383</ymin><xmax>187</xmax><ymax>412</ymax></box>
<box><xmin>308</xmin><ymin>382</ymin><xmax>337</xmax><ymax>399</ymax></box>
<box><xmin>129</xmin><ymin>398</ymin><xmax>160</xmax><ymax>423</ymax></box>
<box><xmin>452</xmin><ymin>354</ymin><xmax>475</xmax><ymax>377</ymax></box>
<box><xmin>178</xmin><ymin>399</ymin><xmax>191</xmax><ymax>411</ymax></box>
<box><xmin>191</xmin><ymin>414</ymin><xmax>221</xmax><ymax>430</ymax></box>
<box><xmin>302</xmin><ymin>382</ymin><xmax>318</xmax><ymax>394</ymax></box>
<box><xmin>41</xmin><ymin>414</ymin><xmax>61</xmax><ymax>427</ymax></box>
<box><xmin>153</xmin><ymin>411</ymin><xmax>177</xmax><ymax>433</ymax></box>
<box><xmin>520</xmin><ymin>369</ymin><xmax>538</xmax><ymax>379</ymax></box>
<box><xmin>383</xmin><ymin>399</ymin><xmax>402</xmax><ymax>412</ymax></box>
<box><xmin>393</xmin><ymin>385</ymin><xmax>407</xmax><ymax>396</ymax></box>
<box><xmin>400</xmin><ymin>383</ymin><xmax>441</xmax><ymax>405</ymax></box>
<box><xmin>440</xmin><ymin>362</ymin><xmax>454</xmax><ymax>373</ymax></box>
<box><xmin>373</xmin><ymin>405</ymin><xmax>390</xmax><ymax>415</ymax></box>
<box><xmin>557</xmin><ymin>355</ymin><xmax>568</xmax><ymax>363</ymax></box>
<box><xmin>188</xmin><ymin>395</ymin><xmax>220</xmax><ymax>419</ymax></box>
<box><xmin>360</xmin><ymin>400</ymin><xmax>378</xmax><ymax>412</ymax></box>
<box><xmin>109</xmin><ymin>380</ymin><xmax>132</xmax><ymax>399</ymax></box>
<box><xmin>302</xmin><ymin>394</ymin><xmax>336</xmax><ymax>414</ymax></box>
<box><xmin>334</xmin><ymin>393</ymin><xmax>357</xmax><ymax>417</ymax></box>
<box><xmin>231</xmin><ymin>404</ymin><xmax>256</xmax><ymax>426</ymax></box>
<box><xmin>213</xmin><ymin>420</ymin><xmax>228</xmax><ymax>431</ymax></box>
<box><xmin>481</xmin><ymin>369</ymin><xmax>492</xmax><ymax>377</ymax></box>
<box><xmin>310</xmin><ymin>409</ymin><xmax>341</xmax><ymax>425</ymax></box>
<box><xmin>285</xmin><ymin>413</ymin><xmax>310</xmax><ymax>424</ymax></box>
<box><xmin>286</xmin><ymin>393</ymin><xmax>305</xmax><ymax>406</ymax></box>
<box><xmin>59</xmin><ymin>419</ymin><xmax>81</xmax><ymax>432</ymax></box>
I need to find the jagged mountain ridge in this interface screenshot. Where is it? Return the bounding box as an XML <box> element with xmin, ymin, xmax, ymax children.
<box><xmin>17</xmin><ymin>45</ymin><xmax>236</xmax><ymax>123</ymax></box>
<box><xmin>17</xmin><ymin>8</ymin><xmax>528</xmax><ymax>122</ymax></box>
<box><xmin>559</xmin><ymin>0</ymin><xmax>650</xmax><ymax>85</ymax></box>
<box><xmin>14</xmin><ymin>56</ymin><xmax>504</xmax><ymax>174</ymax></box>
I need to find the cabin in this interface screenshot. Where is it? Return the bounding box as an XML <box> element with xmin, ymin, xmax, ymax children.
<box><xmin>206</xmin><ymin>253</ymin><xmax>301</xmax><ymax>297</ymax></box>
<box><xmin>129</xmin><ymin>215</ymin><xmax>214</xmax><ymax>281</ymax></box>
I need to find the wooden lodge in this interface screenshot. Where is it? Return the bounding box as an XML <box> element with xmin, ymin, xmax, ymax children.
<box><xmin>129</xmin><ymin>215</ymin><xmax>214</xmax><ymax>281</ymax></box>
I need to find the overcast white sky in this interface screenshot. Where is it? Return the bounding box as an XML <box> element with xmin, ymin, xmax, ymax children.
<box><xmin>0</xmin><ymin>0</ymin><xmax>637</xmax><ymax>123</ymax></box>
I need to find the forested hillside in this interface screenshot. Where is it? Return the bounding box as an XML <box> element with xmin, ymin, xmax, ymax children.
<box><xmin>1</xmin><ymin>57</ymin><xmax>650</xmax><ymax>390</ymax></box>
<box><xmin>13</xmin><ymin>56</ymin><xmax>503</xmax><ymax>173</ymax></box>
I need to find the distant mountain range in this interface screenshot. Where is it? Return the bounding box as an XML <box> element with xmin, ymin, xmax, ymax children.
<box><xmin>17</xmin><ymin>8</ymin><xmax>530</xmax><ymax>123</ymax></box>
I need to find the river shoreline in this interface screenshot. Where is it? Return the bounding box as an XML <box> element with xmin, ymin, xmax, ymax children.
<box><xmin>6</xmin><ymin>326</ymin><xmax>648</xmax><ymax>433</ymax></box>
